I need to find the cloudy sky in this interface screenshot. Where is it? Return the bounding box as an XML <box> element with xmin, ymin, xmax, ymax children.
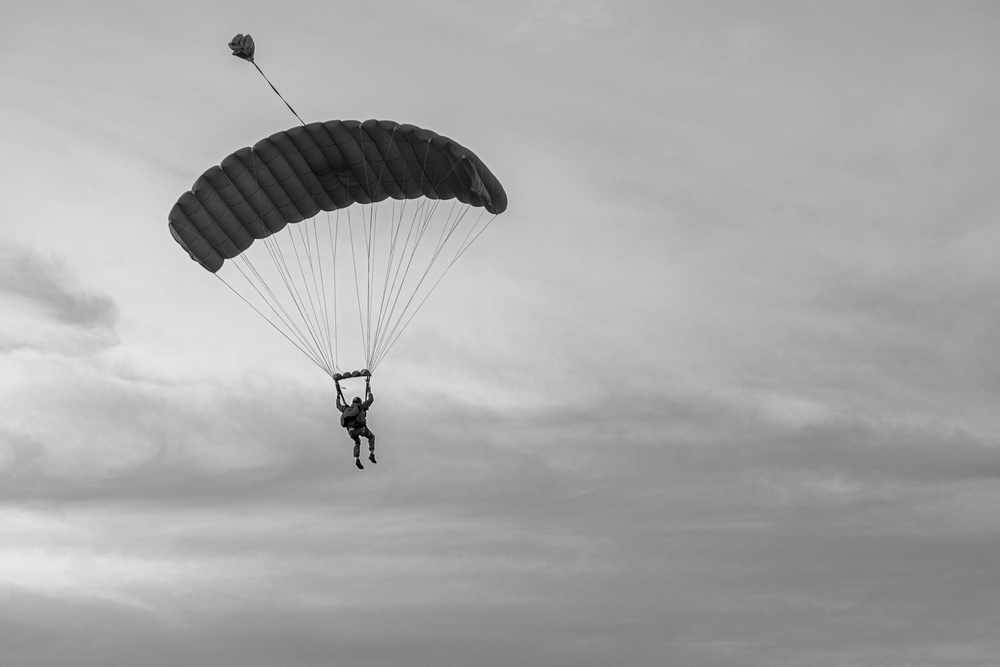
<box><xmin>3</xmin><ymin>1</ymin><xmax>1000</xmax><ymax>665</ymax></box>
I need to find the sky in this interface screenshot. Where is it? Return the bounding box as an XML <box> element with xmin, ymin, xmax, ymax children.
<box><xmin>2</xmin><ymin>1</ymin><xmax>1000</xmax><ymax>665</ymax></box>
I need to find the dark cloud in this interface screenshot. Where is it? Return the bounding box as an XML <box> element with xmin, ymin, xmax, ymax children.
<box><xmin>5</xmin><ymin>358</ymin><xmax>999</xmax><ymax>511</ymax></box>
<box><xmin>3</xmin><ymin>381</ymin><xmax>1000</xmax><ymax>667</ymax></box>
<box><xmin>2</xmin><ymin>365</ymin><xmax>1000</xmax><ymax>667</ymax></box>
<box><xmin>0</xmin><ymin>248</ymin><xmax>118</xmax><ymax>331</ymax></box>
<box><xmin>618</xmin><ymin>390</ymin><xmax>1000</xmax><ymax>489</ymax></box>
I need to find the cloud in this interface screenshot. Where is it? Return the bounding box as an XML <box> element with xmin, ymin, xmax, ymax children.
<box><xmin>3</xmin><ymin>371</ymin><xmax>999</xmax><ymax>667</ymax></box>
<box><xmin>5</xmin><ymin>339</ymin><xmax>998</xmax><ymax>514</ymax></box>
<box><xmin>1</xmin><ymin>300</ymin><xmax>998</xmax><ymax>667</ymax></box>
<box><xmin>0</xmin><ymin>248</ymin><xmax>118</xmax><ymax>331</ymax></box>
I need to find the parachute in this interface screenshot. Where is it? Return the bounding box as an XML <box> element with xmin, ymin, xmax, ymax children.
<box><xmin>168</xmin><ymin>119</ymin><xmax>507</xmax><ymax>377</ymax></box>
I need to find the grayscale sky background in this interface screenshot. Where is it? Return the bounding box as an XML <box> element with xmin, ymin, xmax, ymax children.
<box><xmin>2</xmin><ymin>2</ymin><xmax>999</xmax><ymax>666</ymax></box>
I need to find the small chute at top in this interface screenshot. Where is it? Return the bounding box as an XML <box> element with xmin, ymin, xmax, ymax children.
<box><xmin>228</xmin><ymin>33</ymin><xmax>255</xmax><ymax>61</ymax></box>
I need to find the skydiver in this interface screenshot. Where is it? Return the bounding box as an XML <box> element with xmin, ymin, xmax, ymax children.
<box><xmin>336</xmin><ymin>378</ymin><xmax>376</xmax><ymax>469</ymax></box>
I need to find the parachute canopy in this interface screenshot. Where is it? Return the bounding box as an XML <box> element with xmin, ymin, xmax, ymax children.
<box><xmin>168</xmin><ymin>119</ymin><xmax>506</xmax><ymax>376</ymax></box>
<box><xmin>169</xmin><ymin>119</ymin><xmax>506</xmax><ymax>273</ymax></box>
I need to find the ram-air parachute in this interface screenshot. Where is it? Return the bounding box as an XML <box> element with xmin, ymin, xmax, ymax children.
<box><xmin>168</xmin><ymin>37</ymin><xmax>506</xmax><ymax>379</ymax></box>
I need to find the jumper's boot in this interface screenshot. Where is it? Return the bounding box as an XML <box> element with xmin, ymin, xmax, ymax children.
<box><xmin>355</xmin><ymin>458</ymin><xmax>364</xmax><ymax>470</ymax></box>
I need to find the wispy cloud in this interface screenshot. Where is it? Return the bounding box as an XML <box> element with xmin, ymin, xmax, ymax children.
<box><xmin>0</xmin><ymin>248</ymin><xmax>118</xmax><ymax>331</ymax></box>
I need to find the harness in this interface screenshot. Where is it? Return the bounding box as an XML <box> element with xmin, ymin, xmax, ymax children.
<box><xmin>341</xmin><ymin>404</ymin><xmax>365</xmax><ymax>428</ymax></box>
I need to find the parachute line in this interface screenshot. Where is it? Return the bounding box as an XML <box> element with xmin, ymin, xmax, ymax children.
<box><xmin>214</xmin><ymin>272</ymin><xmax>333</xmax><ymax>377</ymax></box>
<box><xmin>371</xmin><ymin>209</ymin><xmax>496</xmax><ymax>370</ymax></box>
<box><xmin>251</xmin><ymin>62</ymin><xmax>305</xmax><ymax>126</ymax></box>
